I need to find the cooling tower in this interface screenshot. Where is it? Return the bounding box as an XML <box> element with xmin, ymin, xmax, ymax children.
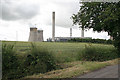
<box><xmin>29</xmin><ymin>27</ymin><xmax>38</xmax><ymax>42</ymax></box>
<box><xmin>37</xmin><ymin>30</ymin><xmax>43</xmax><ymax>42</ymax></box>
<box><xmin>52</xmin><ymin>12</ymin><xmax>55</xmax><ymax>41</ymax></box>
<box><xmin>28</xmin><ymin>27</ymin><xmax>43</xmax><ymax>42</ymax></box>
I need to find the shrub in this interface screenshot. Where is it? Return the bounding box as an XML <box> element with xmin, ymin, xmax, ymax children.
<box><xmin>2</xmin><ymin>44</ymin><xmax>21</xmax><ymax>79</ymax></box>
<box><xmin>69</xmin><ymin>38</ymin><xmax>113</xmax><ymax>44</ymax></box>
<box><xmin>2</xmin><ymin>43</ymin><xmax>58</xmax><ymax>79</ymax></box>
<box><xmin>77</xmin><ymin>44</ymin><xmax>118</xmax><ymax>61</ymax></box>
<box><xmin>23</xmin><ymin>43</ymin><xmax>57</xmax><ymax>76</ymax></box>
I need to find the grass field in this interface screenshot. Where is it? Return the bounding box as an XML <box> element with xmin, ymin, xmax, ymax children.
<box><xmin>2</xmin><ymin>41</ymin><xmax>116</xmax><ymax>63</ymax></box>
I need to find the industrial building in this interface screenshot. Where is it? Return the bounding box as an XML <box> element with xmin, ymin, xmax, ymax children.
<box><xmin>28</xmin><ymin>12</ymin><xmax>91</xmax><ymax>42</ymax></box>
<box><xmin>47</xmin><ymin>12</ymin><xmax>91</xmax><ymax>42</ymax></box>
<box><xmin>47</xmin><ymin>37</ymin><xmax>92</xmax><ymax>42</ymax></box>
<box><xmin>28</xmin><ymin>27</ymin><xmax>43</xmax><ymax>42</ymax></box>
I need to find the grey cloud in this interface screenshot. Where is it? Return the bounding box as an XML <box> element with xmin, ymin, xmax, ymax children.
<box><xmin>56</xmin><ymin>2</ymin><xmax>79</xmax><ymax>27</ymax></box>
<box><xmin>0</xmin><ymin>0</ymin><xmax>80</xmax><ymax>28</ymax></box>
<box><xmin>0</xmin><ymin>1</ymin><xmax>40</xmax><ymax>21</ymax></box>
<box><xmin>43</xmin><ymin>0</ymin><xmax>79</xmax><ymax>28</ymax></box>
<box><xmin>52</xmin><ymin>1</ymin><xmax>79</xmax><ymax>28</ymax></box>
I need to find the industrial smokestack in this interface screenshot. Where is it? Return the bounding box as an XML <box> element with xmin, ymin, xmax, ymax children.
<box><xmin>52</xmin><ymin>12</ymin><xmax>55</xmax><ymax>41</ymax></box>
<box><xmin>70</xmin><ymin>28</ymin><xmax>72</xmax><ymax>37</ymax></box>
<box><xmin>81</xmin><ymin>28</ymin><xmax>84</xmax><ymax>38</ymax></box>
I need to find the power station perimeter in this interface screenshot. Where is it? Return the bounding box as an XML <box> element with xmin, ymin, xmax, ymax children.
<box><xmin>28</xmin><ymin>12</ymin><xmax>91</xmax><ymax>42</ymax></box>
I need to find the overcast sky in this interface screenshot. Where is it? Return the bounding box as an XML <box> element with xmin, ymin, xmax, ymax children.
<box><xmin>0</xmin><ymin>0</ymin><xmax>110</xmax><ymax>41</ymax></box>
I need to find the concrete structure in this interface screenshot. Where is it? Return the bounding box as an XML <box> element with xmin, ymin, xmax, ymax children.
<box><xmin>47</xmin><ymin>12</ymin><xmax>88</xmax><ymax>42</ymax></box>
<box><xmin>52</xmin><ymin>12</ymin><xmax>55</xmax><ymax>41</ymax></box>
<box><xmin>47</xmin><ymin>22</ymin><xmax>90</xmax><ymax>42</ymax></box>
<box><xmin>28</xmin><ymin>27</ymin><xmax>43</xmax><ymax>42</ymax></box>
<box><xmin>81</xmin><ymin>28</ymin><xmax>84</xmax><ymax>38</ymax></box>
<box><xmin>37</xmin><ymin>30</ymin><xmax>43</xmax><ymax>41</ymax></box>
<box><xmin>47</xmin><ymin>37</ymin><xmax>92</xmax><ymax>42</ymax></box>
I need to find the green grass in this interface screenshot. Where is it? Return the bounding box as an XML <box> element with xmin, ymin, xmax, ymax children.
<box><xmin>24</xmin><ymin>59</ymin><xmax>118</xmax><ymax>78</ymax></box>
<box><xmin>2</xmin><ymin>41</ymin><xmax>117</xmax><ymax>63</ymax></box>
<box><xmin>77</xmin><ymin>44</ymin><xmax>118</xmax><ymax>61</ymax></box>
<box><xmin>2</xmin><ymin>41</ymin><xmax>118</xmax><ymax>79</ymax></box>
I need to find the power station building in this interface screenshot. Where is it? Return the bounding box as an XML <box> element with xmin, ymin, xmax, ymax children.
<box><xmin>47</xmin><ymin>37</ymin><xmax>92</xmax><ymax>42</ymax></box>
<box><xmin>47</xmin><ymin>12</ymin><xmax>92</xmax><ymax>42</ymax></box>
<box><xmin>28</xmin><ymin>12</ymin><xmax>91</xmax><ymax>42</ymax></box>
<box><xmin>28</xmin><ymin>27</ymin><xmax>43</xmax><ymax>42</ymax></box>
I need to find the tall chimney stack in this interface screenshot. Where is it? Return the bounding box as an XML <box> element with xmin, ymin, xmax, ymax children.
<box><xmin>70</xmin><ymin>28</ymin><xmax>72</xmax><ymax>37</ymax></box>
<box><xmin>52</xmin><ymin>12</ymin><xmax>55</xmax><ymax>41</ymax></box>
<box><xmin>81</xmin><ymin>28</ymin><xmax>84</xmax><ymax>38</ymax></box>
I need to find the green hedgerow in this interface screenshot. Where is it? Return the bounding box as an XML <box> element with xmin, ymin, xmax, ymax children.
<box><xmin>23</xmin><ymin>43</ymin><xmax>57</xmax><ymax>76</ymax></box>
<box><xmin>2</xmin><ymin>44</ymin><xmax>21</xmax><ymax>79</ymax></box>
<box><xmin>77</xmin><ymin>44</ymin><xmax>118</xmax><ymax>61</ymax></box>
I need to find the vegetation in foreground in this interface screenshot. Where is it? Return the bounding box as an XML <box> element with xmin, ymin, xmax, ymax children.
<box><xmin>2</xmin><ymin>43</ymin><xmax>57</xmax><ymax>80</ymax></box>
<box><xmin>78</xmin><ymin>44</ymin><xmax>118</xmax><ymax>61</ymax></box>
<box><xmin>2</xmin><ymin>41</ymin><xmax>119</xmax><ymax>79</ymax></box>
<box><xmin>25</xmin><ymin>59</ymin><xmax>118</xmax><ymax>78</ymax></box>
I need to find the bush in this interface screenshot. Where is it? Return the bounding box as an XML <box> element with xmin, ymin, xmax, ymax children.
<box><xmin>77</xmin><ymin>44</ymin><xmax>118</xmax><ymax>61</ymax></box>
<box><xmin>2</xmin><ymin>44</ymin><xmax>21</xmax><ymax>79</ymax></box>
<box><xmin>2</xmin><ymin>43</ymin><xmax>57</xmax><ymax>79</ymax></box>
<box><xmin>23</xmin><ymin>43</ymin><xmax>57</xmax><ymax>76</ymax></box>
<box><xmin>69</xmin><ymin>38</ymin><xmax>113</xmax><ymax>44</ymax></box>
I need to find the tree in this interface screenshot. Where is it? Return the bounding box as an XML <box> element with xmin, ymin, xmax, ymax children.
<box><xmin>72</xmin><ymin>2</ymin><xmax>120</xmax><ymax>54</ymax></box>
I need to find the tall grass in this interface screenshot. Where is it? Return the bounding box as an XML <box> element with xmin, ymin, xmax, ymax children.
<box><xmin>77</xmin><ymin>44</ymin><xmax>118</xmax><ymax>61</ymax></box>
<box><xmin>23</xmin><ymin>43</ymin><xmax>57</xmax><ymax>75</ymax></box>
<box><xmin>2</xmin><ymin>41</ymin><xmax>118</xmax><ymax>63</ymax></box>
<box><xmin>2</xmin><ymin>43</ymin><xmax>57</xmax><ymax>80</ymax></box>
<box><xmin>2</xmin><ymin>44</ymin><xmax>21</xmax><ymax>79</ymax></box>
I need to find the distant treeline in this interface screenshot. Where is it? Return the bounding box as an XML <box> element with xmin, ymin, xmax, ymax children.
<box><xmin>68</xmin><ymin>38</ymin><xmax>113</xmax><ymax>44</ymax></box>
